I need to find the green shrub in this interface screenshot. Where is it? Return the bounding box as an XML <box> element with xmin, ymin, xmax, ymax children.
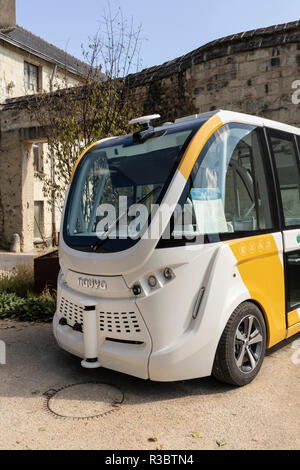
<box><xmin>0</xmin><ymin>265</ymin><xmax>34</xmax><ymax>298</ymax></box>
<box><xmin>0</xmin><ymin>266</ymin><xmax>56</xmax><ymax>322</ymax></box>
<box><xmin>16</xmin><ymin>297</ymin><xmax>56</xmax><ymax>323</ymax></box>
<box><xmin>0</xmin><ymin>291</ymin><xmax>55</xmax><ymax>323</ymax></box>
<box><xmin>0</xmin><ymin>292</ymin><xmax>25</xmax><ymax>317</ymax></box>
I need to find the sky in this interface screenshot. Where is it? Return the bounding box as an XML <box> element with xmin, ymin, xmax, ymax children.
<box><xmin>16</xmin><ymin>0</ymin><xmax>300</xmax><ymax>71</ymax></box>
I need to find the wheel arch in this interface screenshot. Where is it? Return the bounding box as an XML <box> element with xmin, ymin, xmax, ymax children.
<box><xmin>214</xmin><ymin>297</ymin><xmax>270</xmax><ymax>359</ymax></box>
<box><xmin>212</xmin><ymin>299</ymin><xmax>268</xmax><ymax>386</ymax></box>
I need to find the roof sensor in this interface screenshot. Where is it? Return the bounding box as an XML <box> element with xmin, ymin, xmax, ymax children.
<box><xmin>129</xmin><ymin>114</ymin><xmax>161</xmax><ymax>130</ymax></box>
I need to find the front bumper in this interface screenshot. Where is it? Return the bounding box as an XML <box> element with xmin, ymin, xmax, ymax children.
<box><xmin>53</xmin><ymin>283</ymin><xmax>152</xmax><ymax>379</ymax></box>
<box><xmin>53</xmin><ymin>278</ymin><xmax>218</xmax><ymax>382</ymax></box>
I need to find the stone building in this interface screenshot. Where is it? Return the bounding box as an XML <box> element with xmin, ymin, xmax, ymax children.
<box><xmin>0</xmin><ymin>0</ymin><xmax>88</xmax><ymax>258</ymax></box>
<box><xmin>127</xmin><ymin>20</ymin><xmax>300</xmax><ymax>127</ymax></box>
<box><xmin>1</xmin><ymin>13</ymin><xmax>300</xmax><ymax>255</ymax></box>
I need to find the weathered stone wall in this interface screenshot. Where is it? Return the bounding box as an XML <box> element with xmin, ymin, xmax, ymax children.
<box><xmin>0</xmin><ymin>102</ymin><xmax>43</xmax><ymax>251</ymax></box>
<box><xmin>131</xmin><ymin>71</ymin><xmax>198</xmax><ymax>124</ymax></box>
<box><xmin>0</xmin><ymin>129</ymin><xmax>35</xmax><ymax>251</ymax></box>
<box><xmin>127</xmin><ymin>21</ymin><xmax>300</xmax><ymax>127</ymax></box>
<box><xmin>192</xmin><ymin>43</ymin><xmax>299</xmax><ymax>125</ymax></box>
<box><xmin>0</xmin><ymin>129</ymin><xmax>25</xmax><ymax>249</ymax></box>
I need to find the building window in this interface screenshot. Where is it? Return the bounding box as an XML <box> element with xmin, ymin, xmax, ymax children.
<box><xmin>33</xmin><ymin>143</ymin><xmax>44</xmax><ymax>173</ymax></box>
<box><xmin>24</xmin><ymin>62</ymin><xmax>39</xmax><ymax>92</ymax></box>
<box><xmin>270</xmin><ymin>132</ymin><xmax>300</xmax><ymax>227</ymax></box>
<box><xmin>34</xmin><ymin>201</ymin><xmax>44</xmax><ymax>239</ymax></box>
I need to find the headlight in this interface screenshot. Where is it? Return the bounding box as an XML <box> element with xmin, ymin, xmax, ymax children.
<box><xmin>132</xmin><ymin>284</ymin><xmax>142</xmax><ymax>296</ymax></box>
<box><xmin>163</xmin><ymin>267</ymin><xmax>174</xmax><ymax>280</ymax></box>
<box><xmin>148</xmin><ymin>275</ymin><xmax>157</xmax><ymax>288</ymax></box>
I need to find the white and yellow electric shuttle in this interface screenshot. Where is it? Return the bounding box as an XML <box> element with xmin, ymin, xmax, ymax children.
<box><xmin>53</xmin><ymin>110</ymin><xmax>300</xmax><ymax>386</ymax></box>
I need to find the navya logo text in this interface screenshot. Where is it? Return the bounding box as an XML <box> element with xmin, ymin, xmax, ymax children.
<box><xmin>78</xmin><ymin>277</ymin><xmax>108</xmax><ymax>290</ymax></box>
<box><xmin>0</xmin><ymin>340</ymin><xmax>6</xmax><ymax>365</ymax></box>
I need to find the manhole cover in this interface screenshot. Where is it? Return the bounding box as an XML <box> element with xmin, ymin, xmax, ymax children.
<box><xmin>44</xmin><ymin>382</ymin><xmax>124</xmax><ymax>420</ymax></box>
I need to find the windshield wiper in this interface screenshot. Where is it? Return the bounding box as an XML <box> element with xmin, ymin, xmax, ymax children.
<box><xmin>91</xmin><ymin>186</ymin><xmax>162</xmax><ymax>252</ymax></box>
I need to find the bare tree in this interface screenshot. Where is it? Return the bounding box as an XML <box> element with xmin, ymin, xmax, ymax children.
<box><xmin>33</xmin><ymin>4</ymin><xmax>143</xmax><ymax>236</ymax></box>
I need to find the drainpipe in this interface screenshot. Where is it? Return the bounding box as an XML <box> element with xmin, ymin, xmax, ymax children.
<box><xmin>50</xmin><ymin>64</ymin><xmax>57</xmax><ymax>92</ymax></box>
<box><xmin>50</xmin><ymin>64</ymin><xmax>58</xmax><ymax>246</ymax></box>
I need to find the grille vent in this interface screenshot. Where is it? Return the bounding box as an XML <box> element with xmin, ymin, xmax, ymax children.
<box><xmin>59</xmin><ymin>297</ymin><xmax>84</xmax><ymax>326</ymax></box>
<box><xmin>99</xmin><ymin>311</ymin><xmax>141</xmax><ymax>335</ymax></box>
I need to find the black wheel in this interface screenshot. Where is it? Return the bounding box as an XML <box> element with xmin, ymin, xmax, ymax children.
<box><xmin>212</xmin><ymin>302</ymin><xmax>267</xmax><ymax>387</ymax></box>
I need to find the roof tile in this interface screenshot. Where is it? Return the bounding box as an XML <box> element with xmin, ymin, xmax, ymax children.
<box><xmin>0</xmin><ymin>25</ymin><xmax>89</xmax><ymax>76</ymax></box>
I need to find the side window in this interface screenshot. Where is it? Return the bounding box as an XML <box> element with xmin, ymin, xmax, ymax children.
<box><xmin>270</xmin><ymin>132</ymin><xmax>300</xmax><ymax>227</ymax></box>
<box><xmin>177</xmin><ymin>124</ymin><xmax>273</xmax><ymax>239</ymax></box>
<box><xmin>224</xmin><ymin>148</ymin><xmax>257</xmax><ymax>231</ymax></box>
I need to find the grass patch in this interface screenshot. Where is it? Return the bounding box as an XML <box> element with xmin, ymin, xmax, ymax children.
<box><xmin>0</xmin><ymin>265</ymin><xmax>34</xmax><ymax>297</ymax></box>
<box><xmin>0</xmin><ymin>266</ymin><xmax>56</xmax><ymax>323</ymax></box>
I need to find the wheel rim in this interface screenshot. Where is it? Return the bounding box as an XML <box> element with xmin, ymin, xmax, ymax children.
<box><xmin>234</xmin><ymin>315</ymin><xmax>264</xmax><ymax>374</ymax></box>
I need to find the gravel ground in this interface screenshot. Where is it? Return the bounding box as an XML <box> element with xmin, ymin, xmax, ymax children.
<box><xmin>0</xmin><ymin>320</ymin><xmax>299</xmax><ymax>450</ymax></box>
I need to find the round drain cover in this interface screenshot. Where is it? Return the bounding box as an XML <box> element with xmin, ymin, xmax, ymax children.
<box><xmin>44</xmin><ymin>382</ymin><xmax>124</xmax><ymax>420</ymax></box>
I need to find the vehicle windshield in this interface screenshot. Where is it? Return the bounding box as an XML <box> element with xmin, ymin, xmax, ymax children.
<box><xmin>63</xmin><ymin>120</ymin><xmax>204</xmax><ymax>253</ymax></box>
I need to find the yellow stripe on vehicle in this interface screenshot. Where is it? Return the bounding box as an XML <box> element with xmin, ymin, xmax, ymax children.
<box><xmin>288</xmin><ymin>310</ymin><xmax>300</xmax><ymax>328</ymax></box>
<box><xmin>178</xmin><ymin>114</ymin><xmax>223</xmax><ymax>181</ymax></box>
<box><xmin>286</xmin><ymin>322</ymin><xmax>300</xmax><ymax>339</ymax></box>
<box><xmin>226</xmin><ymin>234</ymin><xmax>286</xmax><ymax>348</ymax></box>
<box><xmin>69</xmin><ymin>141</ymin><xmax>99</xmax><ymax>184</ymax></box>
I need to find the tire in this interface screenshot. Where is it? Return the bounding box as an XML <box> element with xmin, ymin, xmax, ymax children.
<box><xmin>212</xmin><ymin>302</ymin><xmax>267</xmax><ymax>387</ymax></box>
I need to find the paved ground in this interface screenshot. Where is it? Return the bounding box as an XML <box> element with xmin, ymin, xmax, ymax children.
<box><xmin>0</xmin><ymin>320</ymin><xmax>299</xmax><ymax>450</ymax></box>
